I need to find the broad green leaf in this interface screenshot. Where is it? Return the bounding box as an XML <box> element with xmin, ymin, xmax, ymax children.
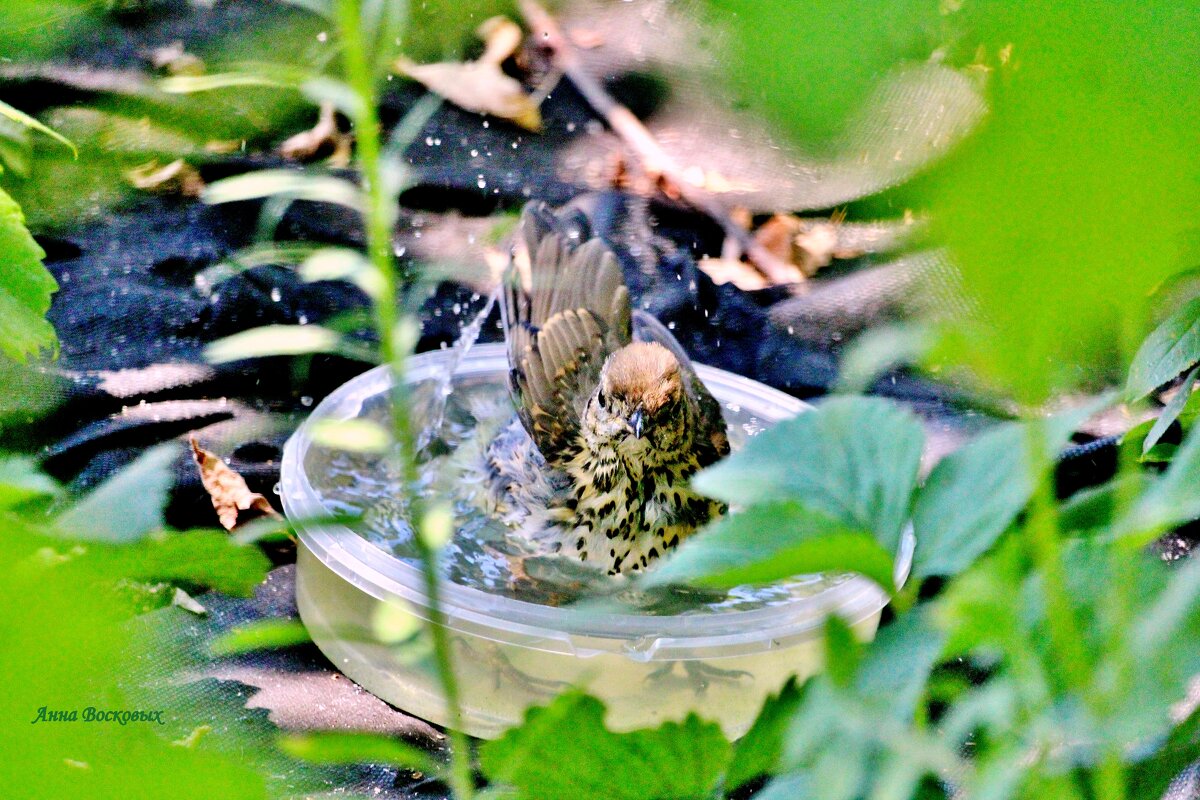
<box><xmin>707</xmin><ymin>0</ymin><xmax>943</xmax><ymax>151</ymax></box>
<box><xmin>644</xmin><ymin>502</ymin><xmax>896</xmax><ymax>592</ymax></box>
<box><xmin>926</xmin><ymin>3</ymin><xmax>1200</xmax><ymax>402</ymax></box>
<box><xmin>1141</xmin><ymin>364</ymin><xmax>1200</xmax><ymax>455</ymax></box>
<box><xmin>693</xmin><ymin>397</ymin><xmax>924</xmax><ymax>553</ymax></box>
<box><xmin>0</xmin><ymin>455</ymin><xmax>60</xmax><ymax>510</ymax></box>
<box><xmin>55</xmin><ymin>443</ymin><xmax>178</xmax><ymax>542</ymax></box>
<box><xmin>210</xmin><ymin>619</ymin><xmax>311</xmax><ymax>656</ymax></box>
<box><xmin>1115</xmin><ymin>420</ymin><xmax>1200</xmax><ymax>544</ymax></box>
<box><xmin>480</xmin><ymin>693</ymin><xmax>731</xmax><ymax>800</ymax></box>
<box><xmin>836</xmin><ymin>322</ymin><xmax>935</xmax><ymax>395</ymax></box>
<box><xmin>278</xmin><ymin>731</ymin><xmax>438</xmax><ymax>775</ymax></box>
<box><xmin>753</xmin><ymin>772</ymin><xmax>815</xmax><ymax>800</ymax></box>
<box><xmin>854</xmin><ymin>608</ymin><xmax>945</xmax><ymax>722</ymax></box>
<box><xmin>0</xmin><ymin>511</ymin><xmax>266</xmax><ymax>799</ymax></box>
<box><xmin>911</xmin><ymin>407</ymin><xmax>1094</xmax><ymax>579</ymax></box>
<box><xmin>1132</xmin><ymin>555</ymin><xmax>1200</xmax><ymax>660</ymax></box>
<box><xmin>824</xmin><ymin>615</ymin><xmax>864</xmax><ymax>688</ymax></box>
<box><xmin>725</xmin><ymin>679</ymin><xmax>805</xmax><ymax>792</ymax></box>
<box><xmin>204</xmin><ymin>324</ymin><xmax>375</xmax><ymax>364</ymax></box>
<box><xmin>1058</xmin><ymin>474</ymin><xmax>1152</xmax><ymax>534</ymax></box>
<box><xmin>0</xmin><ymin>187</ymin><xmax>58</xmax><ymax>362</ymax></box>
<box><xmin>93</xmin><ymin>529</ymin><xmax>271</xmax><ymax>596</ymax></box>
<box><xmin>1127</xmin><ymin>706</ymin><xmax>1200</xmax><ymax>800</ymax></box>
<box><xmin>1127</xmin><ymin>297</ymin><xmax>1200</xmax><ymax>401</ymax></box>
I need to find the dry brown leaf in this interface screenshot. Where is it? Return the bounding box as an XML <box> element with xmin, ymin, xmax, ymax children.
<box><xmin>126</xmin><ymin>159</ymin><xmax>205</xmax><ymax>197</ymax></box>
<box><xmin>697</xmin><ymin>257</ymin><xmax>776</xmax><ymax>291</ymax></box>
<box><xmin>190</xmin><ymin>436</ymin><xmax>281</xmax><ymax>531</ymax></box>
<box><xmin>754</xmin><ymin>214</ymin><xmax>856</xmax><ymax>278</ymax></box>
<box><xmin>394</xmin><ymin>16</ymin><xmax>542</xmax><ymax>131</ymax></box>
<box><xmin>279</xmin><ymin>102</ymin><xmax>351</xmax><ymax>166</ymax></box>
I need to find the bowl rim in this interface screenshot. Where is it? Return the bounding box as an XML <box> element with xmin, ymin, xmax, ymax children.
<box><xmin>282</xmin><ymin>343</ymin><xmax>915</xmax><ymax>647</ymax></box>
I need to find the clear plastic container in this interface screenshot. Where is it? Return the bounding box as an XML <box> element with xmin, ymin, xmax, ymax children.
<box><xmin>281</xmin><ymin>343</ymin><xmax>913</xmax><ymax>739</ymax></box>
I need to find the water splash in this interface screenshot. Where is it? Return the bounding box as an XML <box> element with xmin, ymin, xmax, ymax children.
<box><xmin>416</xmin><ymin>287</ymin><xmax>500</xmax><ymax>455</ymax></box>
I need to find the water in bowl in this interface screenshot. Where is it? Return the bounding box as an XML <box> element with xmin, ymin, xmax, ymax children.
<box><xmin>305</xmin><ymin>371</ymin><xmax>849</xmax><ymax>616</ymax></box>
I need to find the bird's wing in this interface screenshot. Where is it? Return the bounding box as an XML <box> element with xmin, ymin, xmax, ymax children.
<box><xmin>502</xmin><ymin>205</ymin><xmax>632</xmax><ymax>464</ymax></box>
<box><xmin>632</xmin><ymin>310</ymin><xmax>730</xmax><ymax>463</ymax></box>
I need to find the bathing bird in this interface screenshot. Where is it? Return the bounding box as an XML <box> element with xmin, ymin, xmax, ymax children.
<box><xmin>483</xmin><ymin>203</ymin><xmax>728</xmax><ymax>576</ymax></box>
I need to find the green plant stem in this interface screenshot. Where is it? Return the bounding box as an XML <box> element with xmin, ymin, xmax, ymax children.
<box><xmin>334</xmin><ymin>2</ymin><xmax>474</xmax><ymax>798</ymax></box>
<box><xmin>1022</xmin><ymin>421</ymin><xmax>1091</xmax><ymax>690</ymax></box>
<box><xmin>1092</xmin><ymin>752</ymin><xmax>1127</xmax><ymax>800</ymax></box>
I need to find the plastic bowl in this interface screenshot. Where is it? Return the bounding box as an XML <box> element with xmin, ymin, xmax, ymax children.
<box><xmin>281</xmin><ymin>343</ymin><xmax>913</xmax><ymax>738</ymax></box>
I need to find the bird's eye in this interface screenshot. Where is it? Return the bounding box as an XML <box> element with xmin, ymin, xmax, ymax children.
<box><xmin>597</xmin><ymin>392</ymin><xmax>608</xmax><ymax>411</ymax></box>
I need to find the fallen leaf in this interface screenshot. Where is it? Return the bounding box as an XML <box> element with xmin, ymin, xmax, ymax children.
<box><xmin>395</xmin><ymin>17</ymin><xmax>542</xmax><ymax>131</ymax></box>
<box><xmin>754</xmin><ymin>214</ymin><xmax>857</xmax><ymax>278</ymax></box>
<box><xmin>279</xmin><ymin>102</ymin><xmax>351</xmax><ymax>166</ymax></box>
<box><xmin>126</xmin><ymin>159</ymin><xmax>205</xmax><ymax>197</ymax></box>
<box><xmin>697</xmin><ymin>257</ymin><xmax>777</xmax><ymax>291</ymax></box>
<box><xmin>190</xmin><ymin>436</ymin><xmax>281</xmax><ymax>531</ymax></box>
<box><xmin>172</xmin><ymin>586</ymin><xmax>208</xmax><ymax>616</ymax></box>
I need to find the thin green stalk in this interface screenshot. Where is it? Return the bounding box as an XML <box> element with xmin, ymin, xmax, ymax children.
<box><xmin>334</xmin><ymin>2</ymin><xmax>475</xmax><ymax>798</ymax></box>
<box><xmin>1092</xmin><ymin>752</ymin><xmax>1128</xmax><ymax>800</ymax></box>
<box><xmin>1022</xmin><ymin>421</ymin><xmax>1091</xmax><ymax>690</ymax></box>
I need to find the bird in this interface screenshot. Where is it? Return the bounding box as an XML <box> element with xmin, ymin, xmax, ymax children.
<box><xmin>481</xmin><ymin>203</ymin><xmax>729</xmax><ymax>576</ymax></box>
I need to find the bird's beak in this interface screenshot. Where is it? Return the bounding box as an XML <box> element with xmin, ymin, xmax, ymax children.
<box><xmin>628</xmin><ymin>408</ymin><xmax>646</xmax><ymax>439</ymax></box>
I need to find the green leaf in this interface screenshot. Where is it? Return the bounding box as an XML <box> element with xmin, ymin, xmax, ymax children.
<box><xmin>752</xmin><ymin>772</ymin><xmax>814</xmax><ymax>800</ymax></box>
<box><xmin>159</xmin><ymin>72</ymin><xmax>294</xmax><ymax>94</ymax></box>
<box><xmin>1127</xmin><ymin>706</ymin><xmax>1200</xmax><ymax>800</ymax></box>
<box><xmin>726</xmin><ymin>679</ymin><xmax>805</xmax><ymax>792</ymax></box>
<box><xmin>210</xmin><ymin>619</ymin><xmax>311</xmax><ymax>656</ymax></box>
<box><xmin>96</xmin><ymin>529</ymin><xmax>272</xmax><ymax>596</ymax></box>
<box><xmin>824</xmin><ymin>615</ymin><xmax>864</xmax><ymax>688</ymax></box>
<box><xmin>0</xmin><ymin>455</ymin><xmax>60</xmax><ymax>510</ymax></box>
<box><xmin>693</xmin><ymin>397</ymin><xmax>924</xmax><ymax>553</ymax></box>
<box><xmin>925</xmin><ymin>3</ymin><xmax>1200</xmax><ymax>402</ymax></box>
<box><xmin>310</xmin><ymin>418</ymin><xmax>391</xmax><ymax>453</ymax></box>
<box><xmin>278</xmin><ymin>731</ymin><xmax>438</xmax><ymax>775</ymax></box>
<box><xmin>1128</xmin><ymin>296</ymin><xmax>1200</xmax><ymax>401</ymax></box>
<box><xmin>1141</xmin><ymin>364</ymin><xmax>1200</xmax><ymax>455</ymax></box>
<box><xmin>1058</xmin><ymin>474</ymin><xmax>1153</xmax><ymax>534</ymax></box>
<box><xmin>836</xmin><ymin>322</ymin><xmax>935</xmax><ymax>394</ymax></box>
<box><xmin>644</xmin><ymin>502</ymin><xmax>896</xmax><ymax>591</ymax></box>
<box><xmin>854</xmin><ymin>608</ymin><xmax>944</xmax><ymax>722</ymax></box>
<box><xmin>0</xmin><ymin>187</ymin><xmax>58</xmax><ymax>362</ymax></box>
<box><xmin>480</xmin><ymin>692</ymin><xmax>731</xmax><ymax>800</ymax></box>
<box><xmin>55</xmin><ymin>443</ymin><xmax>178</xmax><ymax>542</ymax></box>
<box><xmin>1116</xmin><ymin>420</ymin><xmax>1200</xmax><ymax>544</ymax></box>
<box><xmin>204</xmin><ymin>324</ymin><xmax>375</xmax><ymax>364</ymax></box>
<box><xmin>202</xmin><ymin>169</ymin><xmax>365</xmax><ymax>212</ymax></box>
<box><xmin>0</xmin><ymin>97</ymin><xmax>76</xmax><ymax>156</ymax></box>
<box><xmin>911</xmin><ymin>408</ymin><xmax>1093</xmax><ymax>579</ymax></box>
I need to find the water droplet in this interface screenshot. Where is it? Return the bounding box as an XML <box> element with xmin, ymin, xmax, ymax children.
<box><xmin>477</xmin><ymin>177</ymin><xmax>487</xmax><ymax>189</ymax></box>
<box><xmin>300</xmin><ymin>396</ymin><xmax>314</xmax><ymax>407</ymax></box>
<box><xmin>297</xmin><ymin>313</ymin><xmax>308</xmax><ymax>325</ymax></box>
<box><xmin>469</xmin><ymin>149</ymin><xmax>479</xmax><ymax>158</ymax></box>
<box><xmin>270</xmin><ymin>287</ymin><xmax>282</xmax><ymax>302</ymax></box>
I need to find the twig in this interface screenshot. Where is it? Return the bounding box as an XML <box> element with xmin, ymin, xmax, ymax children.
<box><xmin>519</xmin><ymin>0</ymin><xmax>800</xmax><ymax>288</ymax></box>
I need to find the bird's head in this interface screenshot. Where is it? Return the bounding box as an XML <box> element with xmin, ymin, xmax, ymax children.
<box><xmin>587</xmin><ymin>342</ymin><xmax>688</xmax><ymax>452</ymax></box>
